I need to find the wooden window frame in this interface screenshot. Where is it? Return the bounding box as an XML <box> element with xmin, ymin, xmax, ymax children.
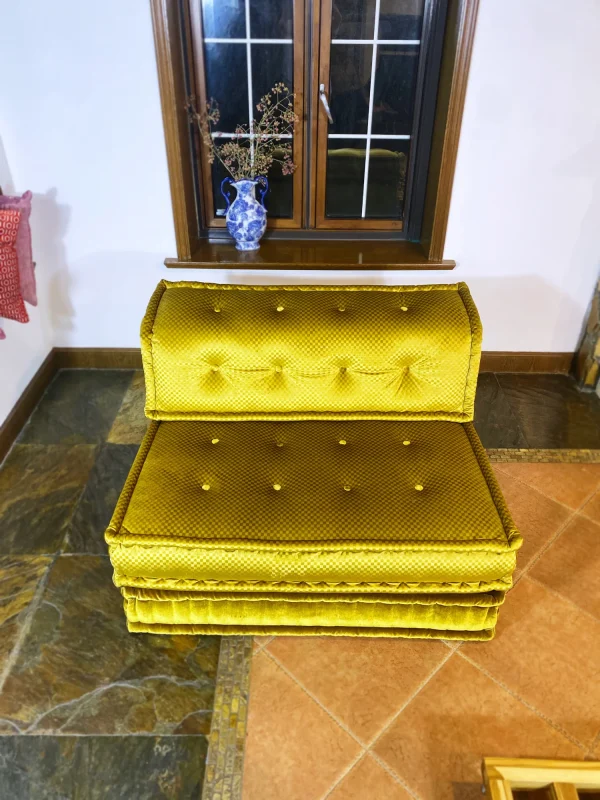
<box><xmin>483</xmin><ymin>758</ymin><xmax>600</xmax><ymax>800</ymax></box>
<box><xmin>151</xmin><ymin>0</ymin><xmax>480</xmax><ymax>268</ymax></box>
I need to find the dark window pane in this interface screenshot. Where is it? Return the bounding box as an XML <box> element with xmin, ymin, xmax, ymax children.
<box><xmin>329</xmin><ymin>45</ymin><xmax>372</xmax><ymax>135</ymax></box>
<box><xmin>379</xmin><ymin>0</ymin><xmax>424</xmax><ymax>39</ymax></box>
<box><xmin>251</xmin><ymin>44</ymin><xmax>293</xmax><ymax>115</ymax></box>
<box><xmin>201</xmin><ymin>0</ymin><xmax>245</xmax><ymax>39</ymax></box>
<box><xmin>262</xmin><ymin>141</ymin><xmax>294</xmax><ymax>218</ymax></box>
<box><xmin>325</xmin><ymin>139</ymin><xmax>366</xmax><ymax>218</ymax></box>
<box><xmin>211</xmin><ymin>157</ymin><xmax>232</xmax><ymax>218</ymax></box>
<box><xmin>204</xmin><ymin>43</ymin><xmax>248</xmax><ymax>131</ymax></box>
<box><xmin>331</xmin><ymin>0</ymin><xmax>375</xmax><ymax>39</ymax></box>
<box><xmin>250</xmin><ymin>43</ymin><xmax>294</xmax><ymax>217</ymax></box>
<box><xmin>371</xmin><ymin>46</ymin><xmax>420</xmax><ymax>135</ymax></box>
<box><xmin>250</xmin><ymin>0</ymin><xmax>293</xmax><ymax>39</ymax></box>
<box><xmin>365</xmin><ymin>139</ymin><xmax>409</xmax><ymax>219</ymax></box>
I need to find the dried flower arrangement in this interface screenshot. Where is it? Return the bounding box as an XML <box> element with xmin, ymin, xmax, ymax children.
<box><xmin>187</xmin><ymin>83</ymin><xmax>298</xmax><ymax>182</ymax></box>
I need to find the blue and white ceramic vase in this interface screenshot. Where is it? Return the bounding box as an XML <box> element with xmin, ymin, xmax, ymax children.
<box><xmin>221</xmin><ymin>177</ymin><xmax>269</xmax><ymax>251</ymax></box>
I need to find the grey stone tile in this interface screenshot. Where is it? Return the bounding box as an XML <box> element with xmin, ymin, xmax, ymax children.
<box><xmin>0</xmin><ymin>445</ymin><xmax>96</xmax><ymax>554</ymax></box>
<box><xmin>65</xmin><ymin>444</ymin><xmax>139</xmax><ymax>555</ymax></box>
<box><xmin>474</xmin><ymin>373</ymin><xmax>529</xmax><ymax>448</ymax></box>
<box><xmin>497</xmin><ymin>373</ymin><xmax>600</xmax><ymax>448</ymax></box>
<box><xmin>0</xmin><ymin>735</ymin><xmax>207</xmax><ymax>799</ymax></box>
<box><xmin>0</xmin><ymin>556</ymin><xmax>220</xmax><ymax>736</ymax></box>
<box><xmin>18</xmin><ymin>370</ymin><xmax>134</xmax><ymax>445</ymax></box>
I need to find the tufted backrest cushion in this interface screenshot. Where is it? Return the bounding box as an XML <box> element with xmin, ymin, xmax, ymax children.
<box><xmin>141</xmin><ymin>281</ymin><xmax>482</xmax><ymax>422</ymax></box>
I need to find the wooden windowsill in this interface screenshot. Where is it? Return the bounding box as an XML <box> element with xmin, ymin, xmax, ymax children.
<box><xmin>164</xmin><ymin>239</ymin><xmax>455</xmax><ymax>270</ymax></box>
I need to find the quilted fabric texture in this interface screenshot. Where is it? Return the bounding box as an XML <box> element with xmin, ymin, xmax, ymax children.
<box><xmin>106</xmin><ymin>280</ymin><xmax>520</xmax><ymax>639</ymax></box>
<box><xmin>141</xmin><ymin>281</ymin><xmax>481</xmax><ymax>422</ymax></box>
<box><xmin>107</xmin><ymin>419</ymin><xmax>520</xmax><ymax>589</ymax></box>
<box><xmin>0</xmin><ymin>209</ymin><xmax>28</xmax><ymax>324</ymax></box>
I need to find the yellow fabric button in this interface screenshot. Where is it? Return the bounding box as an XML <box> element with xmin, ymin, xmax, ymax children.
<box><xmin>415</xmin><ymin>484</ymin><xmax>424</xmax><ymax>491</ymax></box>
<box><xmin>211</xmin><ymin>367</ymin><xmax>219</xmax><ymax>373</ymax></box>
<box><xmin>339</xmin><ymin>439</ymin><xmax>347</xmax><ymax>445</ymax></box>
<box><xmin>202</xmin><ymin>484</ymin><xmax>210</xmax><ymax>491</ymax></box>
<box><xmin>401</xmin><ymin>306</ymin><xmax>408</xmax><ymax>312</ymax></box>
<box><xmin>403</xmin><ymin>440</ymin><xmax>410</xmax><ymax>446</ymax></box>
<box><xmin>214</xmin><ymin>308</ymin><xmax>221</xmax><ymax>313</ymax></box>
<box><xmin>338</xmin><ymin>306</ymin><xmax>345</xmax><ymax>312</ymax></box>
<box><xmin>275</xmin><ymin>365</ymin><xmax>282</xmax><ymax>373</ymax></box>
<box><xmin>276</xmin><ymin>306</ymin><xmax>284</xmax><ymax>312</ymax></box>
<box><xmin>343</xmin><ymin>485</ymin><xmax>351</xmax><ymax>492</ymax></box>
<box><xmin>276</xmin><ymin>442</ymin><xmax>284</xmax><ymax>447</ymax></box>
<box><xmin>211</xmin><ymin>438</ymin><xmax>219</xmax><ymax>444</ymax></box>
<box><xmin>273</xmin><ymin>484</ymin><xmax>281</xmax><ymax>491</ymax></box>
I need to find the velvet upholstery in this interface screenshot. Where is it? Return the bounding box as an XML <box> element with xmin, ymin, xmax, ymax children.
<box><xmin>141</xmin><ymin>281</ymin><xmax>481</xmax><ymax>422</ymax></box>
<box><xmin>106</xmin><ymin>281</ymin><xmax>520</xmax><ymax>639</ymax></box>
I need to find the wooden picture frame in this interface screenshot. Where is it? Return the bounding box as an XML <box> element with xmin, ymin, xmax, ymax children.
<box><xmin>483</xmin><ymin>757</ymin><xmax>600</xmax><ymax>800</ymax></box>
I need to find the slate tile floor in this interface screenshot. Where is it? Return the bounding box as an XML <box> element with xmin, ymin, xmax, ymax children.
<box><xmin>1</xmin><ymin>368</ymin><xmax>600</xmax><ymax>798</ymax></box>
<box><xmin>0</xmin><ymin>370</ymin><xmax>220</xmax><ymax>798</ymax></box>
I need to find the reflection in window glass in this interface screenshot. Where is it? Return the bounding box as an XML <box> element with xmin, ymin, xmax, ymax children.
<box><xmin>365</xmin><ymin>140</ymin><xmax>409</xmax><ymax>219</ymax></box>
<box><xmin>379</xmin><ymin>0</ymin><xmax>424</xmax><ymax>40</ymax></box>
<box><xmin>201</xmin><ymin>0</ymin><xmax>245</xmax><ymax>39</ymax></box>
<box><xmin>250</xmin><ymin>0</ymin><xmax>293</xmax><ymax>39</ymax></box>
<box><xmin>372</xmin><ymin>46</ymin><xmax>420</xmax><ymax>136</ymax></box>
<box><xmin>329</xmin><ymin>44</ymin><xmax>372</xmax><ymax>135</ymax></box>
<box><xmin>325</xmin><ymin>140</ymin><xmax>366</xmax><ymax>218</ymax></box>
<box><xmin>331</xmin><ymin>0</ymin><xmax>376</xmax><ymax>40</ymax></box>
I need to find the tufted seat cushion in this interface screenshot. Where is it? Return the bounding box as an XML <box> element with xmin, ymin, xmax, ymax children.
<box><xmin>106</xmin><ymin>418</ymin><xmax>521</xmax><ymax>636</ymax></box>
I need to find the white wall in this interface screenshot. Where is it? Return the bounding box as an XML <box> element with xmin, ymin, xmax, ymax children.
<box><xmin>1</xmin><ymin>0</ymin><xmax>600</xmax><ymax>426</ymax></box>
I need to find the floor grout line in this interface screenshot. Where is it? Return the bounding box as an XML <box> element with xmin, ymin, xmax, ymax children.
<box><xmin>320</xmin><ymin>749</ymin><xmax>367</xmax><ymax>800</ymax></box>
<box><xmin>455</xmin><ymin>649</ymin><xmax>589</xmax><ymax>753</ymax></box>
<box><xmin>494</xmin><ymin>464</ymin><xmax>600</xmax><ymax>515</ymax></box>
<box><xmin>369</xmin><ymin>750</ymin><xmax>423</xmax><ymax>799</ymax></box>
<box><xmin>364</xmin><ymin>648</ymin><xmax>454</xmax><ymax>755</ymax></box>
<box><xmin>261</xmin><ymin>648</ymin><xmax>366</xmax><ymax>749</ymax></box>
<box><xmin>575</xmin><ymin>490</ymin><xmax>600</xmax><ymax>521</ymax></box>
<box><xmin>525</xmin><ymin>574</ymin><xmax>600</xmax><ymax>626</ymax></box>
<box><xmin>0</xmin><ymin>553</ymin><xmax>58</xmax><ymax>695</ymax></box>
<box><xmin>512</xmin><ymin>507</ymin><xmax>583</xmax><ymax>588</ymax></box>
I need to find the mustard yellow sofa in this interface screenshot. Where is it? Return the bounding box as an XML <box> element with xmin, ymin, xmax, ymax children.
<box><xmin>106</xmin><ymin>281</ymin><xmax>521</xmax><ymax>640</ymax></box>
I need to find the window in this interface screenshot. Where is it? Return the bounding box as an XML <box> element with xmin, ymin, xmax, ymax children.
<box><xmin>189</xmin><ymin>0</ymin><xmax>304</xmax><ymax>227</ymax></box>
<box><xmin>151</xmin><ymin>0</ymin><xmax>479</xmax><ymax>264</ymax></box>
<box><xmin>189</xmin><ymin>0</ymin><xmax>444</xmax><ymax>235</ymax></box>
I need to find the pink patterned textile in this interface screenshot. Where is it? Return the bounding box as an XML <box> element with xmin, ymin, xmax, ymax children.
<box><xmin>0</xmin><ymin>191</ymin><xmax>36</xmax><ymax>306</ymax></box>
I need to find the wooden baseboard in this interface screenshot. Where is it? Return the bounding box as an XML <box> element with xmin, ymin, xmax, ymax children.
<box><xmin>53</xmin><ymin>348</ymin><xmax>574</xmax><ymax>375</ymax></box>
<box><xmin>0</xmin><ymin>349</ymin><xmax>59</xmax><ymax>463</ymax></box>
<box><xmin>54</xmin><ymin>347</ymin><xmax>143</xmax><ymax>369</ymax></box>
<box><xmin>480</xmin><ymin>351</ymin><xmax>574</xmax><ymax>374</ymax></box>
<box><xmin>0</xmin><ymin>346</ymin><xmax>575</xmax><ymax>464</ymax></box>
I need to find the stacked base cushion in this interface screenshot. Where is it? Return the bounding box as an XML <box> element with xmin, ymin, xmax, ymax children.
<box><xmin>106</xmin><ymin>418</ymin><xmax>521</xmax><ymax>640</ymax></box>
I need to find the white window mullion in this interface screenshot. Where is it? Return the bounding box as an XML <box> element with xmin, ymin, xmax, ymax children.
<box><xmin>360</xmin><ymin>0</ymin><xmax>381</xmax><ymax>219</ymax></box>
<box><xmin>244</xmin><ymin>0</ymin><xmax>255</xmax><ymax>167</ymax></box>
<box><xmin>204</xmin><ymin>38</ymin><xmax>293</xmax><ymax>44</ymax></box>
<box><xmin>327</xmin><ymin>133</ymin><xmax>410</xmax><ymax>140</ymax></box>
<box><xmin>331</xmin><ymin>39</ymin><xmax>420</xmax><ymax>45</ymax></box>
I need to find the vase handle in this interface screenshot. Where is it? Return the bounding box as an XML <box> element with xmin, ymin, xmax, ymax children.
<box><xmin>220</xmin><ymin>177</ymin><xmax>234</xmax><ymax>210</ymax></box>
<box><xmin>256</xmin><ymin>176</ymin><xmax>269</xmax><ymax>208</ymax></box>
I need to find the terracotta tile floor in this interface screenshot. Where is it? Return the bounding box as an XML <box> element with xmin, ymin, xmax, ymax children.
<box><xmin>242</xmin><ymin>463</ymin><xmax>600</xmax><ymax>800</ymax></box>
